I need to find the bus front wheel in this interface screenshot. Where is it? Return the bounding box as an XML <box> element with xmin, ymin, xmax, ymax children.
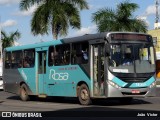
<box><xmin>78</xmin><ymin>84</ymin><xmax>92</xmax><ymax>105</ymax></box>
<box><xmin>20</xmin><ymin>84</ymin><xmax>30</xmax><ymax>101</ymax></box>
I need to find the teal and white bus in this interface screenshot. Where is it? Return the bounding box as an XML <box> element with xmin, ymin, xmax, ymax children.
<box><xmin>3</xmin><ymin>32</ymin><xmax>156</xmax><ymax>105</ymax></box>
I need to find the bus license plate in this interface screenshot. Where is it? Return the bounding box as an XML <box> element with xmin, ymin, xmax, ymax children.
<box><xmin>132</xmin><ymin>90</ymin><xmax>140</xmax><ymax>93</ymax></box>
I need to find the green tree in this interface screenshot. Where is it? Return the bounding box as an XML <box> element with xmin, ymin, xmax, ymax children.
<box><xmin>1</xmin><ymin>30</ymin><xmax>21</xmax><ymax>50</ymax></box>
<box><xmin>20</xmin><ymin>0</ymin><xmax>88</xmax><ymax>39</ymax></box>
<box><xmin>92</xmin><ymin>1</ymin><xmax>147</xmax><ymax>32</ymax></box>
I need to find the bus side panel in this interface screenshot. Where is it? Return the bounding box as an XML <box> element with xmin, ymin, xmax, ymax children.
<box><xmin>3</xmin><ymin>69</ymin><xmax>23</xmax><ymax>94</ymax></box>
<box><xmin>18</xmin><ymin>68</ymin><xmax>36</xmax><ymax>94</ymax></box>
<box><xmin>3</xmin><ymin>68</ymin><xmax>36</xmax><ymax>95</ymax></box>
<box><xmin>45</xmin><ymin>65</ymin><xmax>91</xmax><ymax>97</ymax></box>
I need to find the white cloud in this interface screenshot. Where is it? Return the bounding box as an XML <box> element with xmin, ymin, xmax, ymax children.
<box><xmin>145</xmin><ymin>5</ymin><xmax>156</xmax><ymax>16</ymax></box>
<box><xmin>137</xmin><ymin>16</ymin><xmax>150</xmax><ymax>27</ymax></box>
<box><xmin>137</xmin><ymin>16</ymin><xmax>147</xmax><ymax>20</ymax></box>
<box><xmin>13</xmin><ymin>5</ymin><xmax>37</xmax><ymax>16</ymax></box>
<box><xmin>89</xmin><ymin>4</ymin><xmax>103</xmax><ymax>10</ymax></box>
<box><xmin>0</xmin><ymin>0</ymin><xmax>20</xmax><ymax>6</ymax></box>
<box><xmin>89</xmin><ymin>4</ymin><xmax>94</xmax><ymax>10</ymax></box>
<box><xmin>1</xmin><ymin>20</ymin><xmax>17</xmax><ymax>27</ymax></box>
<box><xmin>73</xmin><ymin>25</ymin><xmax>97</xmax><ymax>36</ymax></box>
<box><xmin>13</xmin><ymin>41</ymin><xmax>21</xmax><ymax>46</ymax></box>
<box><xmin>138</xmin><ymin>4</ymin><xmax>157</xmax><ymax>28</ymax></box>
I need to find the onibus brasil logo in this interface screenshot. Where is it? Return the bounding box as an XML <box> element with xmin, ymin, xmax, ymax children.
<box><xmin>49</xmin><ymin>69</ymin><xmax>69</xmax><ymax>80</ymax></box>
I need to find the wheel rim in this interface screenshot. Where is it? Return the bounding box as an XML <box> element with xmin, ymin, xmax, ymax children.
<box><xmin>80</xmin><ymin>89</ymin><xmax>89</xmax><ymax>101</ymax></box>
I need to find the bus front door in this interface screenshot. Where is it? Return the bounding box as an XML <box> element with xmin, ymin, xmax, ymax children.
<box><xmin>92</xmin><ymin>44</ymin><xmax>105</xmax><ymax>96</ymax></box>
<box><xmin>37</xmin><ymin>51</ymin><xmax>47</xmax><ymax>95</ymax></box>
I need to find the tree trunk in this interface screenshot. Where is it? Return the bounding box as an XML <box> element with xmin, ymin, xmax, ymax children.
<box><xmin>52</xmin><ymin>25</ymin><xmax>58</xmax><ymax>40</ymax></box>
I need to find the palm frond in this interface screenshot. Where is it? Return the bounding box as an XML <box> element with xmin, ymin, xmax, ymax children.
<box><xmin>62</xmin><ymin>2</ymin><xmax>81</xmax><ymax>29</ymax></box>
<box><xmin>1</xmin><ymin>30</ymin><xmax>21</xmax><ymax>49</ymax></box>
<box><xmin>64</xmin><ymin>0</ymin><xmax>89</xmax><ymax>10</ymax></box>
<box><xmin>92</xmin><ymin>0</ymin><xmax>146</xmax><ymax>33</ymax></box>
<box><xmin>20</xmin><ymin>0</ymin><xmax>88</xmax><ymax>39</ymax></box>
<box><xmin>31</xmin><ymin>3</ymin><xmax>50</xmax><ymax>35</ymax></box>
<box><xmin>20</xmin><ymin>0</ymin><xmax>44</xmax><ymax>10</ymax></box>
<box><xmin>129</xmin><ymin>19</ymin><xmax>148</xmax><ymax>32</ymax></box>
<box><xmin>92</xmin><ymin>8</ymin><xmax>115</xmax><ymax>24</ymax></box>
<box><xmin>1</xmin><ymin>30</ymin><xmax>7</xmax><ymax>39</ymax></box>
<box><xmin>10</xmin><ymin>30</ymin><xmax>21</xmax><ymax>39</ymax></box>
<box><xmin>51</xmin><ymin>9</ymin><xmax>69</xmax><ymax>38</ymax></box>
<box><xmin>117</xmin><ymin>1</ymin><xmax>139</xmax><ymax>19</ymax></box>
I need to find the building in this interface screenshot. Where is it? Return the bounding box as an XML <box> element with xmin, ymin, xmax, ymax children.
<box><xmin>148</xmin><ymin>29</ymin><xmax>160</xmax><ymax>52</ymax></box>
<box><xmin>148</xmin><ymin>29</ymin><xmax>160</xmax><ymax>80</ymax></box>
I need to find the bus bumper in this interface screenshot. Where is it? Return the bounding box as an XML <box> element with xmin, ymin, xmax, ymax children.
<box><xmin>107</xmin><ymin>84</ymin><xmax>157</xmax><ymax>98</ymax></box>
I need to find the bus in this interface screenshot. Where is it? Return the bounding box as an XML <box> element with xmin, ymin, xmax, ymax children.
<box><xmin>3</xmin><ymin>32</ymin><xmax>156</xmax><ymax>105</ymax></box>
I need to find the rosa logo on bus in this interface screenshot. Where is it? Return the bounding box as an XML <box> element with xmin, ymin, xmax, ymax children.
<box><xmin>49</xmin><ymin>69</ymin><xmax>69</xmax><ymax>80</ymax></box>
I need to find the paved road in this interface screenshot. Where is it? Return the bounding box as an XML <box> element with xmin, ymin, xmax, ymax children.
<box><xmin>0</xmin><ymin>88</ymin><xmax>160</xmax><ymax>112</ymax></box>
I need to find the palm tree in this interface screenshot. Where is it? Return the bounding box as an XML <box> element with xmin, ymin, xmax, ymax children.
<box><xmin>92</xmin><ymin>1</ymin><xmax>147</xmax><ymax>33</ymax></box>
<box><xmin>1</xmin><ymin>30</ymin><xmax>21</xmax><ymax>50</ymax></box>
<box><xmin>19</xmin><ymin>0</ymin><xmax>88</xmax><ymax>40</ymax></box>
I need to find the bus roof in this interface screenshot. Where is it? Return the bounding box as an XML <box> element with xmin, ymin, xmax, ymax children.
<box><xmin>5</xmin><ymin>32</ymin><xmax>108</xmax><ymax>51</ymax></box>
<box><xmin>5</xmin><ymin>32</ymin><xmax>151</xmax><ymax>52</ymax></box>
<box><xmin>5</xmin><ymin>40</ymin><xmax>62</xmax><ymax>51</ymax></box>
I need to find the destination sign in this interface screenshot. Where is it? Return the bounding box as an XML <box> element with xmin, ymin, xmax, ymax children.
<box><xmin>111</xmin><ymin>34</ymin><xmax>148</xmax><ymax>41</ymax></box>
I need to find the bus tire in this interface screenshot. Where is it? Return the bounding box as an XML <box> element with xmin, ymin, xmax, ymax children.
<box><xmin>78</xmin><ymin>84</ymin><xmax>92</xmax><ymax>105</ymax></box>
<box><xmin>20</xmin><ymin>84</ymin><xmax>30</xmax><ymax>101</ymax></box>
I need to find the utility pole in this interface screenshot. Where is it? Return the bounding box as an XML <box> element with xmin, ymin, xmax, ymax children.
<box><xmin>156</xmin><ymin>0</ymin><xmax>159</xmax><ymax>23</ymax></box>
<box><xmin>154</xmin><ymin>0</ymin><xmax>160</xmax><ymax>29</ymax></box>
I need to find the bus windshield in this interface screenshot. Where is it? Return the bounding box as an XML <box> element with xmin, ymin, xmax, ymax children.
<box><xmin>109</xmin><ymin>43</ymin><xmax>155</xmax><ymax>73</ymax></box>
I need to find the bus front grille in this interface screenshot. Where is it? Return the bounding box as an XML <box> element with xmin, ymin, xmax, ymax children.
<box><xmin>119</xmin><ymin>77</ymin><xmax>148</xmax><ymax>83</ymax></box>
<box><xmin>122</xmin><ymin>92</ymin><xmax>147</xmax><ymax>95</ymax></box>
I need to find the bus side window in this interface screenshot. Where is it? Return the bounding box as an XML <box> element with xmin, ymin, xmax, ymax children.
<box><xmin>11</xmin><ymin>51</ymin><xmax>23</xmax><ymax>69</ymax></box>
<box><xmin>48</xmin><ymin>46</ymin><xmax>55</xmax><ymax>66</ymax></box>
<box><xmin>54</xmin><ymin>46</ymin><xmax>62</xmax><ymax>65</ymax></box>
<box><xmin>71</xmin><ymin>42</ymin><xmax>89</xmax><ymax>64</ymax></box>
<box><xmin>81</xmin><ymin>42</ymin><xmax>89</xmax><ymax>64</ymax></box>
<box><xmin>54</xmin><ymin>44</ymin><xmax>70</xmax><ymax>66</ymax></box>
<box><xmin>23</xmin><ymin>49</ymin><xmax>35</xmax><ymax>68</ymax></box>
<box><xmin>5</xmin><ymin>52</ymin><xmax>11</xmax><ymax>69</ymax></box>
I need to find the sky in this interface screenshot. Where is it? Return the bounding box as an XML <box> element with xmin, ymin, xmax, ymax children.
<box><xmin>0</xmin><ymin>0</ymin><xmax>158</xmax><ymax>45</ymax></box>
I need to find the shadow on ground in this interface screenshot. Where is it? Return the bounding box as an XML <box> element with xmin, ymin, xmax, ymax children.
<box><xmin>2</xmin><ymin>87</ymin><xmax>160</xmax><ymax>105</ymax></box>
<box><xmin>41</xmin><ymin>106</ymin><xmax>160</xmax><ymax>118</ymax></box>
<box><xmin>6</xmin><ymin>94</ymin><xmax>152</xmax><ymax>106</ymax></box>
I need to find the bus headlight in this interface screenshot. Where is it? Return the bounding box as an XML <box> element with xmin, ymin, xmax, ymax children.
<box><xmin>149</xmin><ymin>81</ymin><xmax>156</xmax><ymax>88</ymax></box>
<box><xmin>108</xmin><ymin>80</ymin><xmax>121</xmax><ymax>89</ymax></box>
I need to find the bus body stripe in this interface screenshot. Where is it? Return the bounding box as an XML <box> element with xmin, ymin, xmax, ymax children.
<box><xmin>112</xmin><ymin>76</ymin><xmax>155</xmax><ymax>88</ymax></box>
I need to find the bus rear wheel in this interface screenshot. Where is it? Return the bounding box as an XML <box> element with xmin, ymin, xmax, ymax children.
<box><xmin>78</xmin><ymin>84</ymin><xmax>92</xmax><ymax>105</ymax></box>
<box><xmin>20</xmin><ymin>84</ymin><xmax>30</xmax><ymax>101</ymax></box>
